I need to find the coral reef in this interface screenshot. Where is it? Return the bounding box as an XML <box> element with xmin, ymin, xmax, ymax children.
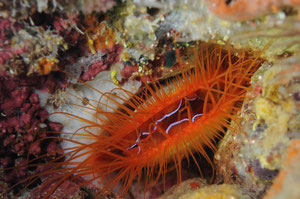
<box><xmin>214</xmin><ymin>57</ymin><xmax>300</xmax><ymax>198</ymax></box>
<box><xmin>0</xmin><ymin>0</ymin><xmax>299</xmax><ymax>198</ymax></box>
<box><xmin>124</xmin><ymin>0</ymin><xmax>300</xmax><ymax>59</ymax></box>
<box><xmin>0</xmin><ymin>3</ymin><xmax>121</xmax><ymax>198</ymax></box>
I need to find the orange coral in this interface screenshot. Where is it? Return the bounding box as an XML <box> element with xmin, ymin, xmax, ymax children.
<box><xmin>28</xmin><ymin>57</ymin><xmax>59</xmax><ymax>75</ymax></box>
<box><xmin>85</xmin><ymin>15</ymin><xmax>116</xmax><ymax>54</ymax></box>
<box><xmin>206</xmin><ymin>0</ymin><xmax>300</xmax><ymax>21</ymax></box>
<box><xmin>264</xmin><ymin>140</ymin><xmax>300</xmax><ymax>199</ymax></box>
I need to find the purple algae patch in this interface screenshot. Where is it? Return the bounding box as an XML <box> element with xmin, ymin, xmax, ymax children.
<box><xmin>0</xmin><ymin>73</ymin><xmax>64</xmax><ymax>195</ymax></box>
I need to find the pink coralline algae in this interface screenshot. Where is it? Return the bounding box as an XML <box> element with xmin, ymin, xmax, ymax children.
<box><xmin>121</xmin><ymin>65</ymin><xmax>138</xmax><ymax>79</ymax></box>
<box><xmin>0</xmin><ymin>16</ymin><xmax>68</xmax><ymax>76</ymax></box>
<box><xmin>52</xmin><ymin>14</ymin><xmax>83</xmax><ymax>48</ymax></box>
<box><xmin>27</xmin><ymin>172</ymin><xmax>120</xmax><ymax>199</ymax></box>
<box><xmin>0</xmin><ymin>13</ymin><xmax>123</xmax><ymax>196</ymax></box>
<box><xmin>0</xmin><ymin>18</ymin><xmax>25</xmax><ymax>73</ymax></box>
<box><xmin>80</xmin><ymin>44</ymin><xmax>123</xmax><ymax>81</ymax></box>
<box><xmin>28</xmin><ymin>173</ymin><xmax>83</xmax><ymax>199</ymax></box>
<box><xmin>0</xmin><ymin>74</ymin><xmax>64</xmax><ymax>196</ymax></box>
